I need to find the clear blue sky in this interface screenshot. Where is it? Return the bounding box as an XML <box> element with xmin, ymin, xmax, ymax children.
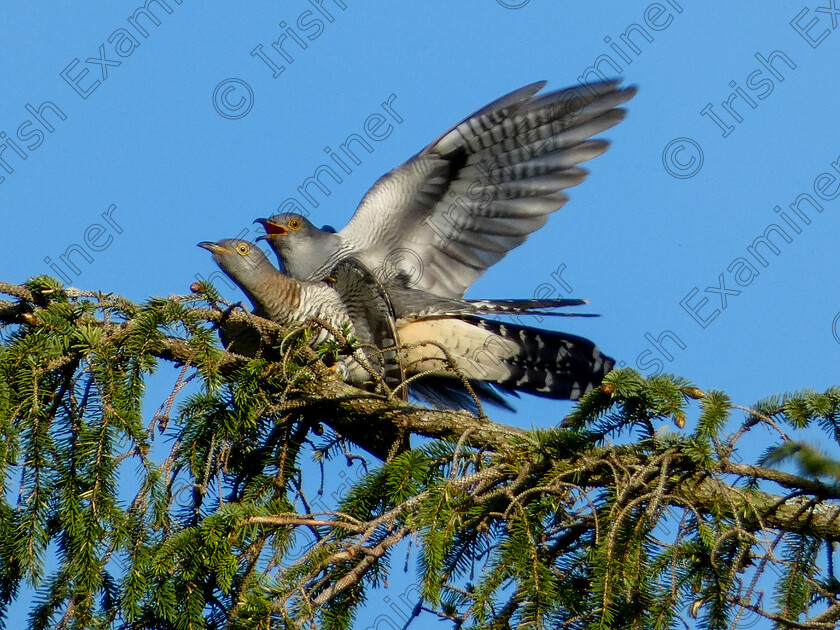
<box><xmin>2</xmin><ymin>1</ymin><xmax>839</xmax><ymax>627</ymax></box>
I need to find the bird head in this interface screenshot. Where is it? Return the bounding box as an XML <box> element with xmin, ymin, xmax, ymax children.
<box><xmin>197</xmin><ymin>239</ymin><xmax>276</xmax><ymax>295</ymax></box>
<box><xmin>254</xmin><ymin>213</ymin><xmax>339</xmax><ymax>277</ymax></box>
<box><xmin>254</xmin><ymin>213</ymin><xmax>316</xmax><ymax>239</ymax></box>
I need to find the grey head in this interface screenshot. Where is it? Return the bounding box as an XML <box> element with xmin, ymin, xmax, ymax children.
<box><xmin>197</xmin><ymin>238</ymin><xmax>283</xmax><ymax>310</ymax></box>
<box><xmin>254</xmin><ymin>213</ymin><xmax>344</xmax><ymax>281</ymax></box>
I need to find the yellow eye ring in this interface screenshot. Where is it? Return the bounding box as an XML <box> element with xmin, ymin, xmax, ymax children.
<box><xmin>288</xmin><ymin>217</ymin><xmax>301</xmax><ymax>230</ymax></box>
<box><xmin>236</xmin><ymin>243</ymin><xmax>250</xmax><ymax>256</ymax></box>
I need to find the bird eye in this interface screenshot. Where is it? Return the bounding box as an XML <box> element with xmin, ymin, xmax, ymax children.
<box><xmin>236</xmin><ymin>243</ymin><xmax>250</xmax><ymax>256</ymax></box>
<box><xmin>288</xmin><ymin>217</ymin><xmax>301</xmax><ymax>230</ymax></box>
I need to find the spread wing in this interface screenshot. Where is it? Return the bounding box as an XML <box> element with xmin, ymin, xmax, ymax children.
<box><xmin>340</xmin><ymin>80</ymin><xmax>636</xmax><ymax>298</ymax></box>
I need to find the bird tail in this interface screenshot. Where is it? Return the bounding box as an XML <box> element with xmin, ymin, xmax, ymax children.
<box><xmin>467</xmin><ymin>318</ymin><xmax>614</xmax><ymax>400</ymax></box>
<box><xmin>459</xmin><ymin>298</ymin><xmax>599</xmax><ymax>318</ymax></box>
<box><xmin>390</xmin><ymin>285</ymin><xmax>598</xmax><ymax>319</ymax></box>
<box><xmin>398</xmin><ymin>317</ymin><xmax>614</xmax><ymax>405</ymax></box>
<box><xmin>409</xmin><ymin>377</ymin><xmax>516</xmax><ymax>415</ymax></box>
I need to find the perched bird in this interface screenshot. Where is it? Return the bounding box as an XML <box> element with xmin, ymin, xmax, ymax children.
<box><xmin>256</xmin><ymin>79</ymin><xmax>635</xmax><ymax>297</ymax></box>
<box><xmin>198</xmin><ymin>239</ymin><xmax>615</xmax><ymax>413</ymax></box>
<box><xmin>197</xmin><ymin>239</ymin><xmax>404</xmax><ymax>391</ymax></box>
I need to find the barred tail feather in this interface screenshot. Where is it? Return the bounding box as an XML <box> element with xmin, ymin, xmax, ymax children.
<box><xmin>397</xmin><ymin>317</ymin><xmax>613</xmax><ymax>408</ymax></box>
<box><xmin>390</xmin><ymin>287</ymin><xmax>598</xmax><ymax>319</ymax></box>
<box><xmin>471</xmin><ymin>318</ymin><xmax>614</xmax><ymax>400</ymax></box>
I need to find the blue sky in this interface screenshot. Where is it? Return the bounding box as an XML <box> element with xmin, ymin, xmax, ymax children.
<box><xmin>2</xmin><ymin>1</ymin><xmax>839</xmax><ymax>627</ymax></box>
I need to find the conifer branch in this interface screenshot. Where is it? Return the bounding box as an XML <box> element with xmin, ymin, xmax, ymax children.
<box><xmin>2</xmin><ymin>278</ymin><xmax>840</xmax><ymax>628</ymax></box>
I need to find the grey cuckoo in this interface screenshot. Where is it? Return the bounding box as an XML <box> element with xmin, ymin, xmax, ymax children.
<box><xmin>198</xmin><ymin>239</ymin><xmax>615</xmax><ymax>414</ymax></box>
<box><xmin>255</xmin><ymin>80</ymin><xmax>636</xmax><ymax>297</ymax></box>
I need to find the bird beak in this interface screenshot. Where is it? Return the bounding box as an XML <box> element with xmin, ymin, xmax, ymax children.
<box><xmin>197</xmin><ymin>241</ymin><xmax>232</xmax><ymax>254</ymax></box>
<box><xmin>254</xmin><ymin>218</ymin><xmax>287</xmax><ymax>236</ymax></box>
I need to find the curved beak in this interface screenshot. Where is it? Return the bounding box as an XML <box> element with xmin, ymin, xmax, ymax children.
<box><xmin>254</xmin><ymin>217</ymin><xmax>287</xmax><ymax>236</ymax></box>
<box><xmin>197</xmin><ymin>241</ymin><xmax>231</xmax><ymax>254</ymax></box>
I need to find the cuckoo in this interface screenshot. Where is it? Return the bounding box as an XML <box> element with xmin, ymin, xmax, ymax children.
<box><xmin>255</xmin><ymin>79</ymin><xmax>636</xmax><ymax>297</ymax></box>
<box><xmin>198</xmin><ymin>239</ymin><xmax>614</xmax><ymax>413</ymax></box>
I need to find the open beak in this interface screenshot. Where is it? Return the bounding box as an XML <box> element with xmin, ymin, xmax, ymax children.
<box><xmin>197</xmin><ymin>241</ymin><xmax>232</xmax><ymax>255</ymax></box>
<box><xmin>254</xmin><ymin>218</ymin><xmax>287</xmax><ymax>236</ymax></box>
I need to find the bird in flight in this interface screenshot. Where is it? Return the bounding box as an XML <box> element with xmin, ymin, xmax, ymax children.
<box><xmin>256</xmin><ymin>80</ymin><xmax>635</xmax><ymax>298</ymax></box>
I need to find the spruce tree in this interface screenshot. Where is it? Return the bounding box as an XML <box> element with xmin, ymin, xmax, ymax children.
<box><xmin>0</xmin><ymin>276</ymin><xmax>838</xmax><ymax>629</ymax></box>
